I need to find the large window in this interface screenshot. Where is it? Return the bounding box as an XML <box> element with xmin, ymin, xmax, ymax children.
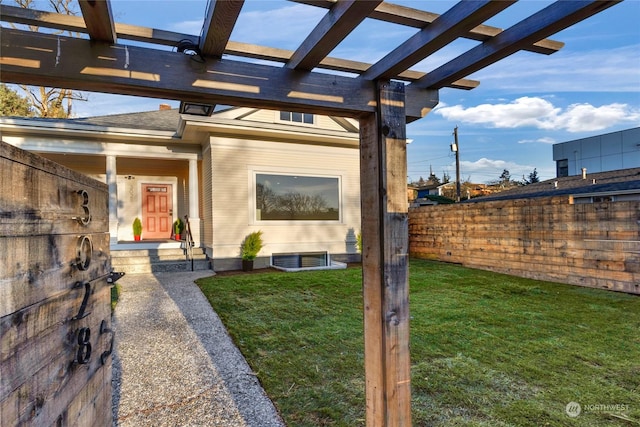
<box><xmin>255</xmin><ymin>173</ymin><xmax>340</xmax><ymax>221</ymax></box>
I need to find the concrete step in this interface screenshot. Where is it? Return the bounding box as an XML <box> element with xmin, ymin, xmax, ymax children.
<box><xmin>111</xmin><ymin>248</ymin><xmax>212</xmax><ymax>274</ymax></box>
<box><xmin>112</xmin><ymin>253</ymin><xmax>208</xmax><ymax>265</ymax></box>
<box><xmin>111</xmin><ymin>248</ymin><xmax>194</xmax><ymax>258</ymax></box>
<box><xmin>115</xmin><ymin>259</ymin><xmax>212</xmax><ymax>274</ymax></box>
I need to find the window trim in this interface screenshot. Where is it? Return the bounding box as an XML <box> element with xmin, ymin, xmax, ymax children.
<box><xmin>249</xmin><ymin>167</ymin><xmax>343</xmax><ymax>225</ymax></box>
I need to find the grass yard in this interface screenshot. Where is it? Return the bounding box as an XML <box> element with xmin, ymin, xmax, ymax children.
<box><xmin>196</xmin><ymin>259</ymin><xmax>640</xmax><ymax>426</ymax></box>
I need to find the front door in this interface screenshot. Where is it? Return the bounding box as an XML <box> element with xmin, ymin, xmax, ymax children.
<box><xmin>142</xmin><ymin>183</ymin><xmax>173</xmax><ymax>239</ymax></box>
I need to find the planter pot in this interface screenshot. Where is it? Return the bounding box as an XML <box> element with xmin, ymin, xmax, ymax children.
<box><xmin>242</xmin><ymin>259</ymin><xmax>254</xmax><ymax>272</ymax></box>
<box><xmin>134</xmin><ymin>235</ymin><xmax>141</xmax><ymax>241</ymax></box>
<box><xmin>174</xmin><ymin>234</ymin><xmax>181</xmax><ymax>241</ymax></box>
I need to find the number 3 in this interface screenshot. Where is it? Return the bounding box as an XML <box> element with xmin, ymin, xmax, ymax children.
<box><xmin>74</xmin><ymin>190</ymin><xmax>92</xmax><ymax>226</ymax></box>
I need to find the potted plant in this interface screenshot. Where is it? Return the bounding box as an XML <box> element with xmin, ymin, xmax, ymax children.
<box><xmin>133</xmin><ymin>217</ymin><xmax>142</xmax><ymax>241</ymax></box>
<box><xmin>173</xmin><ymin>218</ymin><xmax>184</xmax><ymax>240</ymax></box>
<box><xmin>241</xmin><ymin>230</ymin><xmax>263</xmax><ymax>271</ymax></box>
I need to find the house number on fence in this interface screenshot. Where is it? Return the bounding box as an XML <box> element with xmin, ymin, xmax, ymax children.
<box><xmin>68</xmin><ymin>188</ymin><xmax>115</xmax><ymax>366</ymax></box>
<box><xmin>69</xmin><ymin>274</ymin><xmax>115</xmax><ymax>366</ymax></box>
<box><xmin>76</xmin><ymin>235</ymin><xmax>93</xmax><ymax>271</ymax></box>
<box><xmin>73</xmin><ymin>189</ymin><xmax>92</xmax><ymax>226</ymax></box>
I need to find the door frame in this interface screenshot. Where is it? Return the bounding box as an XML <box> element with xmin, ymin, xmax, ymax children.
<box><xmin>141</xmin><ymin>182</ymin><xmax>174</xmax><ymax>239</ymax></box>
<box><xmin>118</xmin><ymin>176</ymin><xmax>178</xmax><ymax>242</ymax></box>
<box><xmin>138</xmin><ymin>178</ymin><xmax>178</xmax><ymax>239</ymax></box>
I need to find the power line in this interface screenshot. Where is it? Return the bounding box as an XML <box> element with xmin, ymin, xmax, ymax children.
<box><xmin>407</xmin><ymin>154</ymin><xmax>453</xmax><ymax>165</ymax></box>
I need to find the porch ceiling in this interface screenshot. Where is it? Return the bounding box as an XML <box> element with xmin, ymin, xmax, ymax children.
<box><xmin>0</xmin><ymin>0</ymin><xmax>620</xmax><ymax>122</ymax></box>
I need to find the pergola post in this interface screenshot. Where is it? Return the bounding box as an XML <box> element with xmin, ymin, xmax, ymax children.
<box><xmin>360</xmin><ymin>80</ymin><xmax>411</xmax><ymax>426</ymax></box>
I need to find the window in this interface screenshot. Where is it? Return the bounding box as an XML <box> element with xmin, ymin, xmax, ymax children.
<box><xmin>255</xmin><ymin>173</ymin><xmax>340</xmax><ymax>221</ymax></box>
<box><xmin>280</xmin><ymin>111</ymin><xmax>314</xmax><ymax>124</ymax></box>
<box><xmin>557</xmin><ymin>159</ymin><xmax>569</xmax><ymax>177</ymax></box>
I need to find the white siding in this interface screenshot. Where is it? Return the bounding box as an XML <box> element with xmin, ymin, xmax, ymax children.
<box><xmin>210</xmin><ymin>137</ymin><xmax>361</xmax><ymax>259</ymax></box>
<box><xmin>241</xmin><ymin>110</ymin><xmax>354</xmax><ymax>132</ymax></box>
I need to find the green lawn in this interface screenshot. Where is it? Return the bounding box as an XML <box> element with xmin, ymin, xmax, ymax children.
<box><xmin>196</xmin><ymin>259</ymin><xmax>640</xmax><ymax>426</ymax></box>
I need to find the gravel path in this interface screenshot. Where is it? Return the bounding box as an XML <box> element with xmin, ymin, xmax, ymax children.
<box><xmin>111</xmin><ymin>271</ymin><xmax>285</xmax><ymax>426</ymax></box>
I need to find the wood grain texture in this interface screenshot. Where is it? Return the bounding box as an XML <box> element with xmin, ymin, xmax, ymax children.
<box><xmin>199</xmin><ymin>0</ymin><xmax>245</xmax><ymax>57</ymax></box>
<box><xmin>291</xmin><ymin>0</ymin><xmax>564</xmax><ymax>55</ymax></box>
<box><xmin>0</xmin><ymin>5</ymin><xmax>477</xmax><ymax>89</ymax></box>
<box><xmin>409</xmin><ymin>196</ymin><xmax>640</xmax><ymax>294</ymax></box>
<box><xmin>1</xmin><ymin>141</ymin><xmax>113</xmax><ymax>427</ymax></box>
<box><xmin>1</xmin><ymin>28</ymin><xmax>406</xmax><ymax>119</ymax></box>
<box><xmin>413</xmin><ymin>0</ymin><xmax>620</xmax><ymax>89</ymax></box>
<box><xmin>362</xmin><ymin>0</ymin><xmax>514</xmax><ymax>80</ymax></box>
<box><xmin>287</xmin><ymin>0</ymin><xmax>382</xmax><ymax>71</ymax></box>
<box><xmin>78</xmin><ymin>0</ymin><xmax>116</xmax><ymax>43</ymax></box>
<box><xmin>360</xmin><ymin>81</ymin><xmax>411</xmax><ymax>426</ymax></box>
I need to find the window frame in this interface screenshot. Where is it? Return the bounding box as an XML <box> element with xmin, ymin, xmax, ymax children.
<box><xmin>249</xmin><ymin>167</ymin><xmax>343</xmax><ymax>225</ymax></box>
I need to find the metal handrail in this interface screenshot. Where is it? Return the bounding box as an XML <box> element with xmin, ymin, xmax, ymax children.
<box><xmin>184</xmin><ymin>214</ymin><xmax>194</xmax><ymax>271</ymax></box>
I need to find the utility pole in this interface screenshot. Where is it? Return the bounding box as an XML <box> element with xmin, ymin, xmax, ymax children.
<box><xmin>451</xmin><ymin>126</ymin><xmax>461</xmax><ymax>202</ymax></box>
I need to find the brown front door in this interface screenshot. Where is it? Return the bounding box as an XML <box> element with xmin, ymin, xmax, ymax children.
<box><xmin>142</xmin><ymin>183</ymin><xmax>173</xmax><ymax>239</ymax></box>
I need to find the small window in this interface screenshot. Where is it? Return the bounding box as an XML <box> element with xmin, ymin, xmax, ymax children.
<box><xmin>593</xmin><ymin>196</ymin><xmax>613</xmax><ymax>203</ymax></box>
<box><xmin>255</xmin><ymin>173</ymin><xmax>340</xmax><ymax>221</ymax></box>
<box><xmin>557</xmin><ymin>159</ymin><xmax>569</xmax><ymax>177</ymax></box>
<box><xmin>280</xmin><ymin>111</ymin><xmax>314</xmax><ymax>124</ymax></box>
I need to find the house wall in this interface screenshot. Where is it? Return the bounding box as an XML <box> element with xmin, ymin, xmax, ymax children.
<box><xmin>243</xmin><ymin>110</ymin><xmax>354</xmax><ymax>132</ymax></box>
<box><xmin>409</xmin><ymin>196</ymin><xmax>640</xmax><ymax>294</ymax></box>
<box><xmin>206</xmin><ymin>136</ymin><xmax>361</xmax><ymax>270</ymax></box>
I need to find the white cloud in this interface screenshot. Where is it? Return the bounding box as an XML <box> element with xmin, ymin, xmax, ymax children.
<box><xmin>435</xmin><ymin>96</ymin><xmax>640</xmax><ymax>132</ymax></box>
<box><xmin>518</xmin><ymin>137</ymin><xmax>556</xmax><ymax>144</ymax></box>
<box><xmin>458</xmin><ymin>158</ymin><xmax>552</xmax><ymax>183</ymax></box>
<box><xmin>473</xmin><ymin>44</ymin><xmax>640</xmax><ymax>93</ymax></box>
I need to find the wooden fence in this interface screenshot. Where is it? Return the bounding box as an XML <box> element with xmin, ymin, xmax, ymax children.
<box><xmin>1</xmin><ymin>141</ymin><xmax>113</xmax><ymax>425</ymax></box>
<box><xmin>409</xmin><ymin>196</ymin><xmax>640</xmax><ymax>294</ymax></box>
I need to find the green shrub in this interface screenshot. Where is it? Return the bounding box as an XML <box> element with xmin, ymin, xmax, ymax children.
<box><xmin>241</xmin><ymin>231</ymin><xmax>264</xmax><ymax>260</ymax></box>
<box><xmin>132</xmin><ymin>217</ymin><xmax>142</xmax><ymax>236</ymax></box>
<box><xmin>173</xmin><ymin>218</ymin><xmax>184</xmax><ymax>234</ymax></box>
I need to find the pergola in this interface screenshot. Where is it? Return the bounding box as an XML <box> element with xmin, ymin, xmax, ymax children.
<box><xmin>0</xmin><ymin>1</ymin><xmax>620</xmax><ymax>424</ymax></box>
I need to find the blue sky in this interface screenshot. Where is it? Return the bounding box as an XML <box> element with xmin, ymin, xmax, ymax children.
<box><xmin>19</xmin><ymin>0</ymin><xmax>640</xmax><ymax>184</ymax></box>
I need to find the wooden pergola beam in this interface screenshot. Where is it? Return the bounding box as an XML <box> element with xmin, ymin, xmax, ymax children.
<box><xmin>291</xmin><ymin>0</ymin><xmax>565</xmax><ymax>55</ymax></box>
<box><xmin>413</xmin><ymin>0</ymin><xmax>621</xmax><ymax>90</ymax></box>
<box><xmin>78</xmin><ymin>0</ymin><xmax>116</xmax><ymax>43</ymax></box>
<box><xmin>286</xmin><ymin>0</ymin><xmax>382</xmax><ymax>71</ymax></box>
<box><xmin>361</xmin><ymin>0</ymin><xmax>514</xmax><ymax>81</ymax></box>
<box><xmin>199</xmin><ymin>0</ymin><xmax>245</xmax><ymax>57</ymax></box>
<box><xmin>0</xmin><ymin>27</ymin><xmax>439</xmax><ymax>122</ymax></box>
<box><xmin>0</xmin><ymin>4</ymin><xmax>478</xmax><ymax>90</ymax></box>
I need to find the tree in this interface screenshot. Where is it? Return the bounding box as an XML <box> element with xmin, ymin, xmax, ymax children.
<box><xmin>442</xmin><ymin>171</ymin><xmax>451</xmax><ymax>184</ymax></box>
<box><xmin>527</xmin><ymin>168</ymin><xmax>540</xmax><ymax>184</ymax></box>
<box><xmin>0</xmin><ymin>84</ymin><xmax>34</xmax><ymax>117</ymax></box>
<box><xmin>499</xmin><ymin>169</ymin><xmax>511</xmax><ymax>185</ymax></box>
<box><xmin>8</xmin><ymin>0</ymin><xmax>87</xmax><ymax>118</ymax></box>
<box><xmin>426</xmin><ymin>173</ymin><xmax>440</xmax><ymax>186</ymax></box>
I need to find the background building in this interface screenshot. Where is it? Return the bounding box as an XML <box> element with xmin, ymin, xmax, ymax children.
<box><xmin>553</xmin><ymin>127</ymin><xmax>640</xmax><ymax>177</ymax></box>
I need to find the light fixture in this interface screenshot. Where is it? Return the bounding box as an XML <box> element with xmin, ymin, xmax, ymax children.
<box><xmin>179</xmin><ymin>101</ymin><xmax>214</xmax><ymax>116</ymax></box>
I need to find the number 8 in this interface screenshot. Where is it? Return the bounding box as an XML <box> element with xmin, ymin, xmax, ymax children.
<box><xmin>76</xmin><ymin>327</ymin><xmax>92</xmax><ymax>364</ymax></box>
